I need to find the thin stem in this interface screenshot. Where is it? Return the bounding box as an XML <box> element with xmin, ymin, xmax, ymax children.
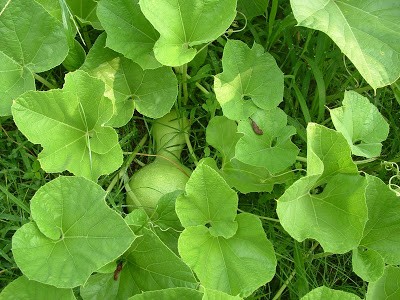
<box><xmin>355</xmin><ymin>157</ymin><xmax>377</xmax><ymax>165</ymax></box>
<box><xmin>186</xmin><ymin>74</ymin><xmax>210</xmax><ymax>95</ymax></box>
<box><xmin>33</xmin><ymin>73</ymin><xmax>57</xmax><ymax>90</ymax></box>
<box><xmin>272</xmin><ymin>270</ymin><xmax>296</xmax><ymax>300</ymax></box>
<box><xmin>237</xmin><ymin>208</ymin><xmax>280</xmax><ymax>223</ymax></box>
<box><xmin>182</xmin><ymin>64</ymin><xmax>189</xmax><ymax>105</ymax></box>
<box><xmin>296</xmin><ymin>155</ymin><xmax>307</xmax><ymax>163</ymax></box>
<box><xmin>184</xmin><ymin>133</ymin><xmax>199</xmax><ymax>166</ymax></box>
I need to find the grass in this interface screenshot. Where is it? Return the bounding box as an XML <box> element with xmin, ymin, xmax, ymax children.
<box><xmin>1</xmin><ymin>0</ymin><xmax>399</xmax><ymax>298</ymax></box>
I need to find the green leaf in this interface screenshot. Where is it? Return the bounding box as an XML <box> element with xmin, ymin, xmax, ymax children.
<box><xmin>205</xmin><ymin>117</ymin><xmax>294</xmax><ymax>193</ymax></box>
<box><xmin>128</xmin><ymin>288</ymin><xmax>202</xmax><ymax>300</ymax></box>
<box><xmin>110</xmin><ymin>228</ymin><xmax>197</xmax><ymax>299</ymax></box>
<box><xmin>12</xmin><ymin>176</ymin><xmax>136</xmax><ymax>288</ymax></box>
<box><xmin>330</xmin><ymin>91</ymin><xmax>389</xmax><ymax>158</ymax></box>
<box><xmin>237</xmin><ymin>0</ymin><xmax>267</xmax><ymax>19</ymax></box>
<box><xmin>66</xmin><ymin>0</ymin><xmax>102</xmax><ymax>30</ymax></box>
<box><xmin>176</xmin><ymin>163</ymin><xmax>239</xmax><ymax>238</ymax></box>
<box><xmin>206</xmin><ymin>116</ymin><xmax>242</xmax><ymax>164</ymax></box>
<box><xmin>360</xmin><ymin>175</ymin><xmax>400</xmax><ymax>265</ymax></box>
<box><xmin>139</xmin><ymin>0</ymin><xmax>237</xmax><ymax>66</ymax></box>
<box><xmin>0</xmin><ymin>276</ymin><xmax>75</xmax><ymax>300</ymax></box>
<box><xmin>81</xmin><ymin>34</ymin><xmax>178</xmax><ymax>126</ymax></box>
<box><xmin>97</xmin><ymin>0</ymin><xmax>161</xmax><ymax>69</ymax></box>
<box><xmin>203</xmin><ymin>288</ymin><xmax>242</xmax><ymax>300</ymax></box>
<box><xmin>235</xmin><ymin>108</ymin><xmax>298</xmax><ymax>173</ymax></box>
<box><xmin>178</xmin><ymin>213</ymin><xmax>276</xmax><ymax>297</ymax></box>
<box><xmin>301</xmin><ymin>286</ymin><xmax>361</xmax><ymax>300</ymax></box>
<box><xmin>12</xmin><ymin>70</ymin><xmax>123</xmax><ymax>180</ymax></box>
<box><xmin>0</xmin><ymin>0</ymin><xmax>68</xmax><ymax>115</ymax></box>
<box><xmin>277</xmin><ymin>124</ymin><xmax>368</xmax><ymax>253</ymax></box>
<box><xmin>352</xmin><ymin>248</ymin><xmax>384</xmax><ymax>282</ymax></box>
<box><xmin>366</xmin><ymin>266</ymin><xmax>400</xmax><ymax>300</ymax></box>
<box><xmin>214</xmin><ymin>40</ymin><xmax>284</xmax><ymax>120</ymax></box>
<box><xmin>80</xmin><ymin>273</ymin><xmax>119</xmax><ymax>300</ymax></box>
<box><xmin>290</xmin><ymin>0</ymin><xmax>400</xmax><ymax>90</ymax></box>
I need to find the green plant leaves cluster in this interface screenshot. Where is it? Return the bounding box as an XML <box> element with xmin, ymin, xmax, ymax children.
<box><xmin>176</xmin><ymin>163</ymin><xmax>277</xmax><ymax>297</ymax></box>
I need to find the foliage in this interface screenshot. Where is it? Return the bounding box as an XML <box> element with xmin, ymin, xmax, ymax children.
<box><xmin>1</xmin><ymin>0</ymin><xmax>400</xmax><ymax>299</ymax></box>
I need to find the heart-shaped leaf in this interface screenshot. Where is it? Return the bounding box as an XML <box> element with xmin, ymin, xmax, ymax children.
<box><xmin>12</xmin><ymin>70</ymin><xmax>123</xmax><ymax>180</ymax></box>
<box><xmin>139</xmin><ymin>0</ymin><xmax>237</xmax><ymax>66</ymax></box>
<box><xmin>12</xmin><ymin>176</ymin><xmax>136</xmax><ymax>288</ymax></box>
<box><xmin>179</xmin><ymin>213</ymin><xmax>276</xmax><ymax>297</ymax></box>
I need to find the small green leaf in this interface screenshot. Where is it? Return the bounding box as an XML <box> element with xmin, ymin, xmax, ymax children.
<box><xmin>214</xmin><ymin>40</ymin><xmax>284</xmax><ymax>120</ymax></box>
<box><xmin>330</xmin><ymin>91</ymin><xmax>389</xmax><ymax>158</ymax></box>
<box><xmin>178</xmin><ymin>213</ymin><xmax>276</xmax><ymax>297</ymax></box>
<box><xmin>0</xmin><ymin>276</ymin><xmax>75</xmax><ymax>300</ymax></box>
<box><xmin>12</xmin><ymin>176</ymin><xmax>136</xmax><ymax>288</ymax></box>
<box><xmin>176</xmin><ymin>163</ymin><xmax>238</xmax><ymax>238</ymax></box>
<box><xmin>352</xmin><ymin>248</ymin><xmax>384</xmax><ymax>282</ymax></box>
<box><xmin>366</xmin><ymin>266</ymin><xmax>400</xmax><ymax>300</ymax></box>
<box><xmin>360</xmin><ymin>175</ymin><xmax>400</xmax><ymax>265</ymax></box>
<box><xmin>97</xmin><ymin>0</ymin><xmax>161</xmax><ymax>69</ymax></box>
<box><xmin>301</xmin><ymin>286</ymin><xmax>361</xmax><ymax>300</ymax></box>
<box><xmin>81</xmin><ymin>33</ymin><xmax>178</xmax><ymax>126</ymax></box>
<box><xmin>125</xmin><ymin>208</ymin><xmax>149</xmax><ymax>231</ymax></box>
<box><xmin>235</xmin><ymin>108</ymin><xmax>298</xmax><ymax>173</ymax></box>
<box><xmin>206</xmin><ymin>116</ymin><xmax>242</xmax><ymax>164</ymax></box>
<box><xmin>139</xmin><ymin>0</ymin><xmax>237</xmax><ymax>66</ymax></box>
<box><xmin>80</xmin><ymin>273</ymin><xmax>119</xmax><ymax>300</ymax></box>
<box><xmin>290</xmin><ymin>0</ymin><xmax>400</xmax><ymax>90</ymax></box>
<box><xmin>0</xmin><ymin>0</ymin><xmax>68</xmax><ymax>115</ymax></box>
<box><xmin>128</xmin><ymin>288</ymin><xmax>203</xmax><ymax>300</ymax></box>
<box><xmin>12</xmin><ymin>70</ymin><xmax>123</xmax><ymax>180</ymax></box>
<box><xmin>277</xmin><ymin>124</ymin><xmax>368</xmax><ymax>254</ymax></box>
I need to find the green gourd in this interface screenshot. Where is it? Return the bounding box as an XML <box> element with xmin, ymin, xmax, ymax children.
<box><xmin>126</xmin><ymin>110</ymin><xmax>191</xmax><ymax>213</ymax></box>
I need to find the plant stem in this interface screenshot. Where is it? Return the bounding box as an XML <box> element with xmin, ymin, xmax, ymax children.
<box><xmin>272</xmin><ymin>270</ymin><xmax>296</xmax><ymax>300</ymax></box>
<box><xmin>186</xmin><ymin>74</ymin><xmax>210</xmax><ymax>95</ymax></box>
<box><xmin>237</xmin><ymin>208</ymin><xmax>280</xmax><ymax>223</ymax></box>
<box><xmin>33</xmin><ymin>73</ymin><xmax>57</xmax><ymax>90</ymax></box>
<box><xmin>355</xmin><ymin>157</ymin><xmax>377</xmax><ymax>165</ymax></box>
<box><xmin>296</xmin><ymin>155</ymin><xmax>307</xmax><ymax>163</ymax></box>
<box><xmin>184</xmin><ymin>133</ymin><xmax>199</xmax><ymax>166</ymax></box>
<box><xmin>182</xmin><ymin>64</ymin><xmax>189</xmax><ymax>105</ymax></box>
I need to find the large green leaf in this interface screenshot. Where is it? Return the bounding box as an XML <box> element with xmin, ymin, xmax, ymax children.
<box><xmin>12</xmin><ymin>176</ymin><xmax>136</xmax><ymax>288</ymax></box>
<box><xmin>176</xmin><ymin>163</ymin><xmax>238</xmax><ymax>239</ymax></box>
<box><xmin>301</xmin><ymin>286</ymin><xmax>361</xmax><ymax>300</ymax></box>
<box><xmin>0</xmin><ymin>0</ymin><xmax>68</xmax><ymax>115</ymax></box>
<box><xmin>235</xmin><ymin>108</ymin><xmax>298</xmax><ymax>173</ymax></box>
<box><xmin>366</xmin><ymin>266</ymin><xmax>400</xmax><ymax>300</ymax></box>
<box><xmin>0</xmin><ymin>276</ymin><xmax>75</xmax><ymax>300</ymax></box>
<box><xmin>81</xmin><ymin>33</ymin><xmax>178</xmax><ymax>126</ymax></box>
<box><xmin>360</xmin><ymin>175</ymin><xmax>400</xmax><ymax>265</ymax></box>
<box><xmin>97</xmin><ymin>0</ymin><xmax>161</xmax><ymax>69</ymax></box>
<box><xmin>277</xmin><ymin>124</ymin><xmax>368</xmax><ymax>254</ymax></box>
<box><xmin>179</xmin><ymin>213</ymin><xmax>276</xmax><ymax>297</ymax></box>
<box><xmin>139</xmin><ymin>0</ymin><xmax>237</xmax><ymax>66</ymax></box>
<box><xmin>12</xmin><ymin>70</ymin><xmax>123</xmax><ymax>180</ymax></box>
<box><xmin>290</xmin><ymin>0</ymin><xmax>400</xmax><ymax>90</ymax></box>
<box><xmin>330</xmin><ymin>91</ymin><xmax>389</xmax><ymax>158</ymax></box>
<box><xmin>214</xmin><ymin>40</ymin><xmax>284</xmax><ymax>120</ymax></box>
